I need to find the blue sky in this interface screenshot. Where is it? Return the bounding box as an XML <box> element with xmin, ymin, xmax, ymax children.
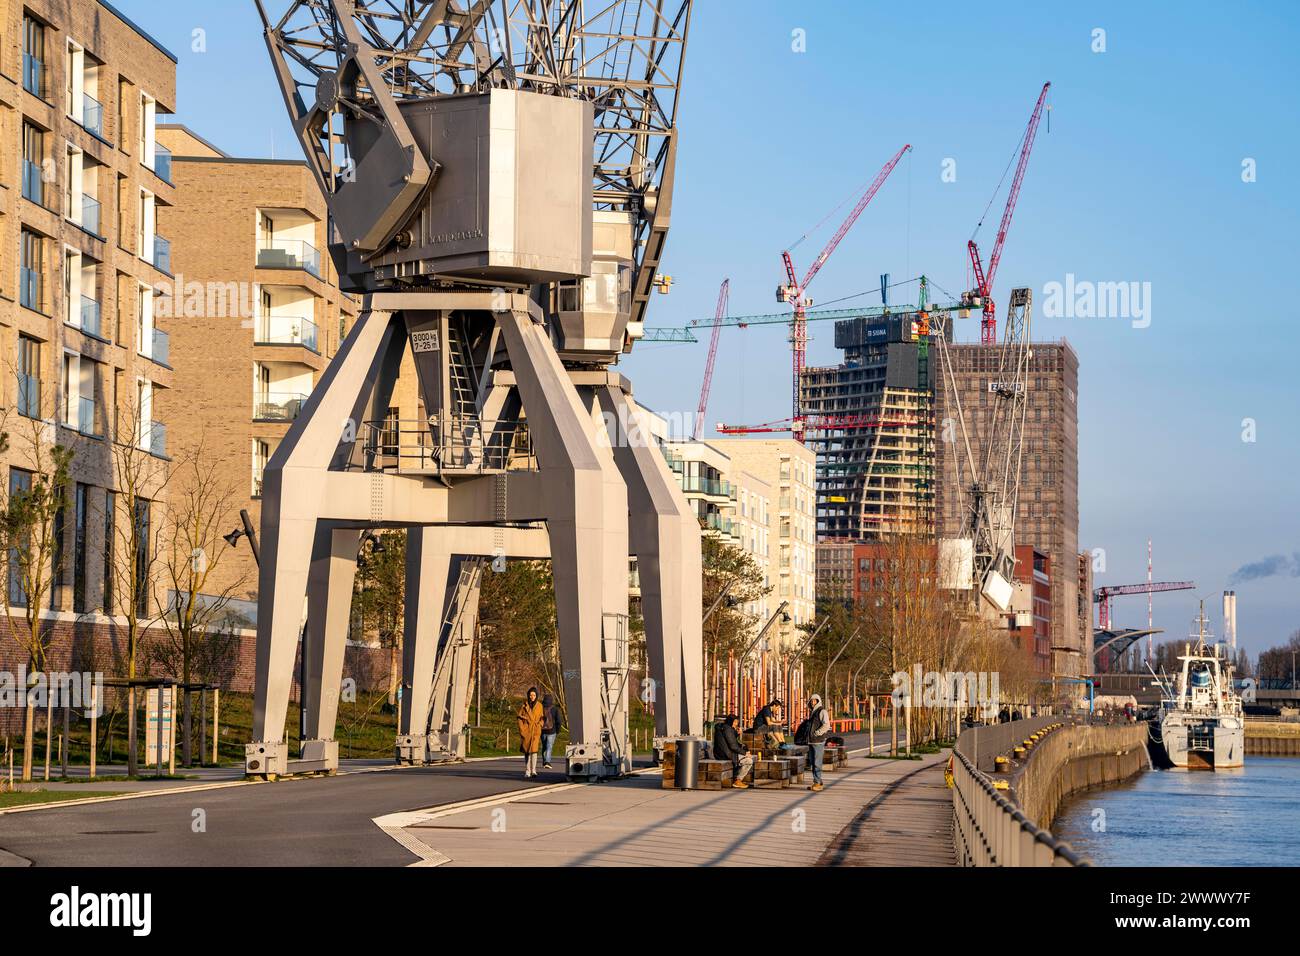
<box><xmin>114</xmin><ymin>1</ymin><xmax>1299</xmax><ymax>656</ymax></box>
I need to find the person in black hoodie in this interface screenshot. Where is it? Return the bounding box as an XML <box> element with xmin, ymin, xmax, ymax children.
<box><xmin>712</xmin><ymin>714</ymin><xmax>754</xmax><ymax>789</ymax></box>
<box><xmin>540</xmin><ymin>694</ymin><xmax>562</xmax><ymax>770</ymax></box>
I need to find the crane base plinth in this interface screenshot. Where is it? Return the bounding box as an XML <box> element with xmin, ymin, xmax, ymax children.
<box><xmin>565</xmin><ymin>741</ymin><xmax>630</xmax><ymax>781</ymax></box>
<box><xmin>245</xmin><ymin>740</ymin><xmax>288</xmax><ymax>779</ymax></box>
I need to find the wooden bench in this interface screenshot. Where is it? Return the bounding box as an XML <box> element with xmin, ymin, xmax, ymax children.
<box><xmin>823</xmin><ymin>746</ymin><xmax>849</xmax><ymax>770</ymax></box>
<box><xmin>660</xmin><ymin>750</ymin><xmax>734</xmax><ymax>791</ymax></box>
<box><xmin>753</xmin><ymin>758</ymin><xmax>791</xmax><ymax>789</ymax></box>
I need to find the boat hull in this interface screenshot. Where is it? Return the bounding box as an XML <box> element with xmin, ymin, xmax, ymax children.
<box><xmin>1160</xmin><ymin>719</ymin><xmax>1244</xmax><ymax>770</ymax></box>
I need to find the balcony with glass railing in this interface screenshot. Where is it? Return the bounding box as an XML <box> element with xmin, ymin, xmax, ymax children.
<box><xmin>256</xmin><ymin>314</ymin><xmax>319</xmax><ymax>352</ymax></box>
<box><xmin>17</xmin><ymin>374</ymin><xmax>39</xmax><ymax>419</ymax></box>
<box><xmin>80</xmin><ymin>194</ymin><xmax>101</xmax><ymax>235</ymax></box>
<box><xmin>22</xmin><ymin>53</ymin><xmax>43</xmax><ymax>97</ymax></box>
<box><xmin>154</xmin><ymin>144</ymin><xmax>172</xmax><ymax>184</ymax></box>
<box><xmin>77</xmin><ymin>396</ymin><xmax>100</xmax><ymax>437</ymax></box>
<box><xmin>152</xmin><ymin>235</ymin><xmax>171</xmax><ymax>274</ymax></box>
<box><xmin>81</xmin><ymin>92</ymin><xmax>104</xmax><ymax>138</ymax></box>
<box><xmin>257</xmin><ymin>238</ymin><xmax>321</xmax><ymax>278</ymax></box>
<box><xmin>254</xmin><ymin>391</ymin><xmax>309</xmax><ymax>422</ymax></box>
<box><xmin>79</xmin><ymin>295</ymin><xmax>102</xmax><ymax>337</ymax></box>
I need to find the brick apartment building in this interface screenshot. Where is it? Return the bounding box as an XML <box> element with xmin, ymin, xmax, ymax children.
<box><xmin>937</xmin><ymin>341</ymin><xmax>1083</xmax><ymax>678</ymax></box>
<box><xmin>153</xmin><ymin>124</ymin><xmax>359</xmax><ymax>611</ymax></box>
<box><xmin>0</xmin><ymin>1</ymin><xmax>179</xmax><ymax>719</ymax></box>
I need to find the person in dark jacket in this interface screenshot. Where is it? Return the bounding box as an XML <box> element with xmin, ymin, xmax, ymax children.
<box><xmin>712</xmin><ymin>714</ymin><xmax>754</xmax><ymax>789</ymax></box>
<box><xmin>752</xmin><ymin>699</ymin><xmax>786</xmax><ymax>746</ymax></box>
<box><xmin>540</xmin><ymin>694</ymin><xmax>562</xmax><ymax>769</ymax></box>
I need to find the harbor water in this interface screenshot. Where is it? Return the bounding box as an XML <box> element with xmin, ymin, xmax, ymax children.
<box><xmin>1052</xmin><ymin>756</ymin><xmax>1300</xmax><ymax>866</ymax></box>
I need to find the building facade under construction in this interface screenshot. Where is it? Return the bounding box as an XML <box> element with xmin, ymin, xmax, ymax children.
<box><xmin>935</xmin><ymin>341</ymin><xmax>1083</xmax><ymax>677</ymax></box>
<box><xmin>800</xmin><ymin>313</ymin><xmax>943</xmax><ymax>542</ymax></box>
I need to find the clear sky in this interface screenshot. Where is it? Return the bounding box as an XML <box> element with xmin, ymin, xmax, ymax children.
<box><xmin>113</xmin><ymin>1</ymin><xmax>1299</xmax><ymax>657</ymax></box>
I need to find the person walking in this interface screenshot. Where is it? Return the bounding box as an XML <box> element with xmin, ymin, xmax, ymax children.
<box><xmin>803</xmin><ymin>693</ymin><xmax>831</xmax><ymax>792</ymax></box>
<box><xmin>540</xmin><ymin>693</ymin><xmax>562</xmax><ymax>770</ymax></box>
<box><xmin>517</xmin><ymin>687</ymin><xmax>544</xmax><ymax>778</ymax></box>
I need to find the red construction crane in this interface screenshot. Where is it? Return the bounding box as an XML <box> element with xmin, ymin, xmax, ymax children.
<box><xmin>1093</xmin><ymin>581</ymin><xmax>1194</xmax><ymax>631</ymax></box>
<box><xmin>778</xmin><ymin>144</ymin><xmax>911</xmax><ymax>429</ymax></box>
<box><xmin>966</xmin><ymin>82</ymin><xmax>1050</xmax><ymax>345</ymax></box>
<box><xmin>691</xmin><ymin>278</ymin><xmax>730</xmax><ymax>440</ymax></box>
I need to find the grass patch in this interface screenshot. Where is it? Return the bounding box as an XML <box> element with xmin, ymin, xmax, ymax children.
<box><xmin>0</xmin><ymin>790</ymin><xmax>129</xmax><ymax>809</ymax></box>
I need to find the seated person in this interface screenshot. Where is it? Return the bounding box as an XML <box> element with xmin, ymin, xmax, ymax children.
<box><xmin>752</xmin><ymin>699</ymin><xmax>786</xmax><ymax>746</ymax></box>
<box><xmin>712</xmin><ymin>714</ymin><xmax>755</xmax><ymax>789</ymax></box>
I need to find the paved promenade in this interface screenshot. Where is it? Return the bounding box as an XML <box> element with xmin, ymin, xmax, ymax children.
<box><xmin>380</xmin><ymin>749</ymin><xmax>954</xmax><ymax>866</ymax></box>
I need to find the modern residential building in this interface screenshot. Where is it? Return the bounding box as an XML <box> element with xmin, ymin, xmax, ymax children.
<box><xmin>815</xmin><ymin>539</ymin><xmax>854</xmax><ymax>604</ymax></box>
<box><xmin>0</xmin><ymin>0</ymin><xmax>177</xmax><ymax>658</ymax></box>
<box><xmin>153</xmin><ymin>124</ymin><xmax>359</xmax><ymax>607</ymax></box>
<box><xmin>937</xmin><ymin>341</ymin><xmax>1082</xmax><ymax>678</ymax></box>
<box><xmin>710</xmin><ymin>437</ymin><xmax>817</xmax><ymax>646</ymax></box>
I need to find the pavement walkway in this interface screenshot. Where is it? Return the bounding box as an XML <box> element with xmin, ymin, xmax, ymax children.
<box><xmin>382</xmin><ymin>748</ymin><xmax>954</xmax><ymax>866</ymax></box>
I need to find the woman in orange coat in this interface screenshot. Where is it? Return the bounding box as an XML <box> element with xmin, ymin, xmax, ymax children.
<box><xmin>517</xmin><ymin>686</ymin><xmax>545</xmax><ymax>778</ymax></box>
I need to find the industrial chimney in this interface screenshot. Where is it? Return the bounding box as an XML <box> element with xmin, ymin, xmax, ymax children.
<box><xmin>1222</xmin><ymin>590</ymin><xmax>1237</xmax><ymax>650</ymax></box>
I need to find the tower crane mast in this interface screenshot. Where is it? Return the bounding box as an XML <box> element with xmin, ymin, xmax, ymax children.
<box><xmin>778</xmin><ymin>145</ymin><xmax>911</xmax><ymax>429</ymax></box>
<box><xmin>692</xmin><ymin>279</ymin><xmax>730</xmax><ymax>440</ymax></box>
<box><xmin>966</xmin><ymin>82</ymin><xmax>1050</xmax><ymax>345</ymax></box>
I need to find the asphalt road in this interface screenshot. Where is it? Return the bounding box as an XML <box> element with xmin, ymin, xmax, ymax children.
<box><xmin>0</xmin><ymin>730</ymin><xmax>899</xmax><ymax>866</ymax></box>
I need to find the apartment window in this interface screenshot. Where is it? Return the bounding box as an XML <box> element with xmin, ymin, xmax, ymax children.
<box><xmin>117</xmin><ymin>80</ymin><xmax>129</xmax><ymax>152</ymax></box>
<box><xmin>52</xmin><ymin>496</ymin><xmax>67</xmax><ymax>605</ymax></box>
<box><xmin>22</xmin><ymin>16</ymin><xmax>45</xmax><ymax>97</ymax></box>
<box><xmin>117</xmin><ymin>174</ymin><xmax>130</xmax><ymax>252</ymax></box>
<box><xmin>133</xmin><ymin>497</ymin><xmax>151</xmax><ymax>617</ymax></box>
<box><xmin>73</xmin><ymin>483</ymin><xmax>88</xmax><ymax>613</ymax></box>
<box><xmin>17</xmin><ymin>336</ymin><xmax>40</xmax><ymax>419</ymax></box>
<box><xmin>7</xmin><ymin>469</ymin><xmax>33</xmax><ymax>606</ymax></box>
<box><xmin>20</xmin><ymin>228</ymin><xmax>45</xmax><ymax>312</ymax></box>
<box><xmin>21</xmin><ymin>122</ymin><xmax>45</xmax><ymax>205</ymax></box>
<box><xmin>103</xmin><ymin>492</ymin><xmax>115</xmax><ymax>613</ymax></box>
<box><xmin>253</xmin><ymin>439</ymin><xmax>269</xmax><ymax>497</ymax></box>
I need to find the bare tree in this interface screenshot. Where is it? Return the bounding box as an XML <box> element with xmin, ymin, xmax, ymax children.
<box><xmin>0</xmin><ymin>413</ymin><xmax>75</xmax><ymax>781</ymax></box>
<box><xmin>148</xmin><ymin>441</ymin><xmax>248</xmax><ymax>766</ymax></box>
<box><xmin>106</xmin><ymin>393</ymin><xmax>173</xmax><ymax>777</ymax></box>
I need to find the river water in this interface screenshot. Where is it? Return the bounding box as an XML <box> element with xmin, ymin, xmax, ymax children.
<box><xmin>1052</xmin><ymin>756</ymin><xmax>1300</xmax><ymax>866</ymax></box>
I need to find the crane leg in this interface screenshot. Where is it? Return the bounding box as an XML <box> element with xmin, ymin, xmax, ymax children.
<box><xmin>396</xmin><ymin>528</ymin><xmax>454</xmax><ymax>764</ymax></box>
<box><xmin>590</xmin><ymin>385</ymin><xmax>703</xmax><ymax>739</ymax></box>
<box><xmin>497</xmin><ymin>308</ymin><xmax>630</xmax><ymax>779</ymax></box>
<box><xmin>300</xmin><ymin>525</ymin><xmax>361</xmax><ymax>772</ymax></box>
<box><xmin>248</xmin><ymin>308</ymin><xmax>398</xmax><ymax>778</ymax></box>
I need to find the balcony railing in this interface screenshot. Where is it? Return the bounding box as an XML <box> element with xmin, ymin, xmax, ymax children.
<box><xmin>80</xmin><ymin>194</ymin><xmax>101</xmax><ymax>235</ymax></box>
<box><xmin>80</xmin><ymin>295</ymin><xmax>101</xmax><ymax>337</ymax></box>
<box><xmin>154</xmin><ymin>144</ymin><xmax>172</xmax><ymax>184</ymax></box>
<box><xmin>19</xmin><ymin>266</ymin><xmax>41</xmax><ymax>312</ymax></box>
<box><xmin>22</xmin><ymin>53</ymin><xmax>43</xmax><ymax>97</ymax></box>
<box><xmin>149</xmin><ymin>421</ymin><xmax>166</xmax><ymax>457</ymax></box>
<box><xmin>680</xmin><ymin>475</ymin><xmax>732</xmax><ymax>497</ymax></box>
<box><xmin>17</xmin><ymin>374</ymin><xmax>39</xmax><ymax>418</ymax></box>
<box><xmin>254</xmin><ymin>391</ymin><xmax>309</xmax><ymax>422</ymax></box>
<box><xmin>21</xmin><ymin>159</ymin><xmax>43</xmax><ymax>205</ymax></box>
<box><xmin>81</xmin><ymin>92</ymin><xmax>104</xmax><ymax>137</ymax></box>
<box><xmin>256</xmin><ymin>314</ymin><xmax>319</xmax><ymax>351</ymax></box>
<box><xmin>153</xmin><ymin>235</ymin><xmax>171</xmax><ymax>274</ymax></box>
<box><xmin>257</xmin><ymin>238</ymin><xmax>321</xmax><ymax>278</ymax></box>
<box><xmin>151</xmin><ymin>327</ymin><xmax>170</xmax><ymax>366</ymax></box>
<box><xmin>77</xmin><ymin>396</ymin><xmax>99</xmax><ymax>437</ymax></box>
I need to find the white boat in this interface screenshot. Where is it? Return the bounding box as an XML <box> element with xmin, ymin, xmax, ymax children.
<box><xmin>1156</xmin><ymin>604</ymin><xmax>1244</xmax><ymax>770</ymax></box>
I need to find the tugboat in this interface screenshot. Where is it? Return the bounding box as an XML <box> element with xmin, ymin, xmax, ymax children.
<box><xmin>1155</xmin><ymin>602</ymin><xmax>1244</xmax><ymax>770</ymax></box>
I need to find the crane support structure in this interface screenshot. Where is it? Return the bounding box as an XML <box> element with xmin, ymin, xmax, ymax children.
<box><xmin>249</xmin><ymin>0</ymin><xmax>699</xmax><ymax>784</ymax></box>
<box><xmin>967</xmin><ymin>82</ymin><xmax>1050</xmax><ymax>345</ymax></box>
<box><xmin>1094</xmin><ymin>581</ymin><xmax>1195</xmax><ymax>630</ymax></box>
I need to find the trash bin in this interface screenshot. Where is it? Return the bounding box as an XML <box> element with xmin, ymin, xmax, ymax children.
<box><xmin>673</xmin><ymin>736</ymin><xmax>702</xmax><ymax>790</ymax></box>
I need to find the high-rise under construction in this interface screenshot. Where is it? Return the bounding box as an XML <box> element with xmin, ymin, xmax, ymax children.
<box><xmin>800</xmin><ymin>313</ymin><xmax>942</xmax><ymax>541</ymax></box>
